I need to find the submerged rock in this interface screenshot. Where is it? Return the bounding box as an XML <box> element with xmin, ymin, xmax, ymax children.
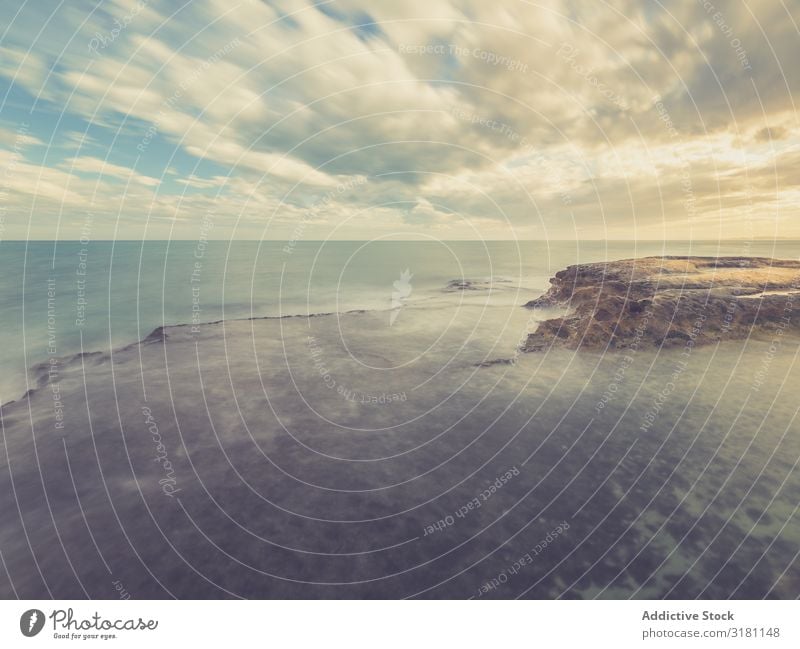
<box><xmin>444</xmin><ymin>279</ymin><xmax>485</xmax><ymax>291</ymax></box>
<box><xmin>443</xmin><ymin>277</ymin><xmax>511</xmax><ymax>292</ymax></box>
<box><xmin>522</xmin><ymin>256</ymin><xmax>800</xmax><ymax>351</ymax></box>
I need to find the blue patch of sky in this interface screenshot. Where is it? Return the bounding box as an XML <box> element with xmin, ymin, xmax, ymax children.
<box><xmin>0</xmin><ymin>78</ymin><xmax>37</xmax><ymax>122</ymax></box>
<box><xmin>436</xmin><ymin>46</ymin><xmax>462</xmax><ymax>82</ymax></box>
<box><xmin>258</xmin><ymin>0</ymin><xmax>301</xmax><ymax>29</ymax></box>
<box><xmin>0</xmin><ymin>76</ymin><xmax>232</xmax><ymax>195</ymax></box>
<box><xmin>313</xmin><ymin>2</ymin><xmax>348</xmax><ymax>23</ymax></box>
<box><xmin>351</xmin><ymin>12</ymin><xmax>384</xmax><ymax>42</ymax></box>
<box><xmin>385</xmin><ymin>43</ymin><xmax>462</xmax><ymax>90</ymax></box>
<box><xmin>313</xmin><ymin>4</ymin><xmax>385</xmax><ymax>43</ymax></box>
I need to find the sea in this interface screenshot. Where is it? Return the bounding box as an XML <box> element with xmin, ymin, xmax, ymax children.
<box><xmin>3</xmin><ymin>238</ymin><xmax>798</xmax><ymax>403</ymax></box>
<box><xmin>0</xmin><ymin>239</ymin><xmax>798</xmax><ymax>598</ymax></box>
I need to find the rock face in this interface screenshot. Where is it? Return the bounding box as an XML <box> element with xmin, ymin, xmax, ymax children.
<box><xmin>523</xmin><ymin>256</ymin><xmax>800</xmax><ymax>351</ymax></box>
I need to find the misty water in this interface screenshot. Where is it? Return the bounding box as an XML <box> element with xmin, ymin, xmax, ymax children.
<box><xmin>0</xmin><ymin>240</ymin><xmax>798</xmax><ymax>598</ymax></box>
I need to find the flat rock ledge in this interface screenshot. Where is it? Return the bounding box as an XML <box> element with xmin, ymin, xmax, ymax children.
<box><xmin>522</xmin><ymin>256</ymin><xmax>800</xmax><ymax>352</ymax></box>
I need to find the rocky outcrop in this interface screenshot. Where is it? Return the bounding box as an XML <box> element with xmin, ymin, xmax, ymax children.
<box><xmin>522</xmin><ymin>256</ymin><xmax>800</xmax><ymax>351</ymax></box>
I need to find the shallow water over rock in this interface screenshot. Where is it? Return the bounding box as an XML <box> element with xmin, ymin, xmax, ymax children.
<box><xmin>2</xmin><ymin>295</ymin><xmax>798</xmax><ymax>599</ymax></box>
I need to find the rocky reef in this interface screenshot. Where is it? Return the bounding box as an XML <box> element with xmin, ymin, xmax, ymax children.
<box><xmin>522</xmin><ymin>256</ymin><xmax>800</xmax><ymax>351</ymax></box>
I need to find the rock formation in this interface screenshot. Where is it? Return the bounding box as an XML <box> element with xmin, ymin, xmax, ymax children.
<box><xmin>522</xmin><ymin>256</ymin><xmax>800</xmax><ymax>351</ymax></box>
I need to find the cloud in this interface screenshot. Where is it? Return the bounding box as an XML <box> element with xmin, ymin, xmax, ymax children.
<box><xmin>0</xmin><ymin>45</ymin><xmax>48</xmax><ymax>93</ymax></box>
<box><xmin>63</xmin><ymin>156</ymin><xmax>161</xmax><ymax>186</ymax></box>
<box><xmin>174</xmin><ymin>174</ymin><xmax>227</xmax><ymax>189</ymax></box>
<box><xmin>401</xmin><ymin>197</ymin><xmax>454</xmax><ymax>225</ymax></box>
<box><xmin>753</xmin><ymin>125</ymin><xmax>789</xmax><ymax>143</ymax></box>
<box><xmin>0</xmin><ymin>127</ymin><xmax>44</xmax><ymax>148</ymax></box>
<box><xmin>0</xmin><ymin>0</ymin><xmax>797</xmax><ymax>239</ymax></box>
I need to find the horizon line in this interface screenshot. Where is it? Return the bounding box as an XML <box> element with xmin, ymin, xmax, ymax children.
<box><xmin>3</xmin><ymin>238</ymin><xmax>798</xmax><ymax>243</ymax></box>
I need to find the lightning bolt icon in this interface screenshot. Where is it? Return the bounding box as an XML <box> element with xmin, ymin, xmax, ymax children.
<box><xmin>28</xmin><ymin>611</ymin><xmax>38</xmax><ymax>632</ymax></box>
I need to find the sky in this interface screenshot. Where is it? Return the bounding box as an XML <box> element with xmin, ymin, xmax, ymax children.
<box><xmin>0</xmin><ymin>0</ymin><xmax>798</xmax><ymax>241</ymax></box>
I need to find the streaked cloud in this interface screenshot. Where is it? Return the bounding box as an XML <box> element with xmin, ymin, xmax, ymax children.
<box><xmin>0</xmin><ymin>0</ymin><xmax>797</xmax><ymax>240</ymax></box>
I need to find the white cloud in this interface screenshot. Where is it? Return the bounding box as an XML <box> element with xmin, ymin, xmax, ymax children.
<box><xmin>174</xmin><ymin>174</ymin><xmax>226</xmax><ymax>189</ymax></box>
<box><xmin>63</xmin><ymin>156</ymin><xmax>161</xmax><ymax>186</ymax></box>
<box><xmin>0</xmin><ymin>127</ymin><xmax>45</xmax><ymax>149</ymax></box>
<box><xmin>0</xmin><ymin>45</ymin><xmax>48</xmax><ymax>93</ymax></box>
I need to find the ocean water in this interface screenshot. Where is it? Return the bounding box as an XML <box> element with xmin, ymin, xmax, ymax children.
<box><xmin>0</xmin><ymin>239</ymin><xmax>799</xmax><ymax>598</ymax></box>
<box><xmin>3</xmin><ymin>238</ymin><xmax>798</xmax><ymax>402</ymax></box>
